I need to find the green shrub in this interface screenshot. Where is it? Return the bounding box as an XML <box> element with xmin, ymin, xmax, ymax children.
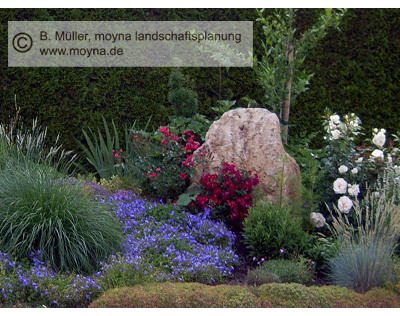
<box><xmin>0</xmin><ymin>138</ymin><xmax>8</xmax><ymax>169</ymax></box>
<box><xmin>126</xmin><ymin>126</ymin><xmax>196</xmax><ymax>201</ymax></box>
<box><xmin>257</xmin><ymin>283</ymin><xmax>400</xmax><ymax>307</ymax></box>
<box><xmin>0</xmin><ymin>160</ymin><xmax>123</xmax><ymax>273</ymax></box>
<box><xmin>167</xmin><ymin>113</ymin><xmax>211</xmax><ymax>141</ymax></box>
<box><xmin>246</xmin><ymin>269</ymin><xmax>280</xmax><ymax>286</ymax></box>
<box><xmin>89</xmin><ymin>282</ymin><xmax>259</xmax><ymax>308</ymax></box>
<box><xmin>242</xmin><ymin>201</ymin><xmax>309</xmax><ymax>259</ymax></box>
<box><xmin>168</xmin><ymin>69</ymin><xmax>199</xmax><ymax>118</ymax></box>
<box><xmin>254</xmin><ymin>259</ymin><xmax>314</xmax><ymax>285</ymax></box>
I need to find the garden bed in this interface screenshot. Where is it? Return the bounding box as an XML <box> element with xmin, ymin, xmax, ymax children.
<box><xmin>1</xmin><ymin>50</ymin><xmax>400</xmax><ymax>308</ymax></box>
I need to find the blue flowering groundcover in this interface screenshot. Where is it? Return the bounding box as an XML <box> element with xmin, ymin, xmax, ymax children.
<box><xmin>0</xmin><ymin>189</ymin><xmax>239</xmax><ymax>307</ymax></box>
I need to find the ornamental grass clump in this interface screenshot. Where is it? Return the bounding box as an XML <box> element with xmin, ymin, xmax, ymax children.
<box><xmin>0</xmin><ymin>113</ymin><xmax>76</xmax><ymax>174</ymax></box>
<box><xmin>0</xmin><ymin>160</ymin><xmax>123</xmax><ymax>273</ymax></box>
<box><xmin>327</xmin><ymin>189</ymin><xmax>400</xmax><ymax>293</ymax></box>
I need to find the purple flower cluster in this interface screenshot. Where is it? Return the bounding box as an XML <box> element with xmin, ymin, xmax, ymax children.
<box><xmin>0</xmin><ymin>250</ymin><xmax>55</xmax><ymax>303</ymax></box>
<box><xmin>102</xmin><ymin>190</ymin><xmax>238</xmax><ymax>283</ymax></box>
<box><xmin>0</xmin><ymin>250</ymin><xmax>101</xmax><ymax>307</ymax></box>
<box><xmin>0</xmin><ymin>188</ymin><xmax>239</xmax><ymax>306</ymax></box>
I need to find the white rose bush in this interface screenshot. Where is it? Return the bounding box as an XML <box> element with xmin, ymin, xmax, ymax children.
<box><xmin>310</xmin><ymin>110</ymin><xmax>400</xmax><ymax>230</ymax></box>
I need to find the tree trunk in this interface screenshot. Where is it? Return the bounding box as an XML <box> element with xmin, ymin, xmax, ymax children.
<box><xmin>218</xmin><ymin>66</ymin><xmax>222</xmax><ymax>100</ymax></box>
<box><xmin>282</xmin><ymin>43</ymin><xmax>294</xmax><ymax>144</ymax></box>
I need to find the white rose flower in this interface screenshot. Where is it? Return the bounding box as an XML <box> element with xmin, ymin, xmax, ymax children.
<box><xmin>310</xmin><ymin>212</ymin><xmax>326</xmax><ymax>228</ymax></box>
<box><xmin>372</xmin><ymin>131</ymin><xmax>386</xmax><ymax>148</ymax></box>
<box><xmin>356</xmin><ymin>157</ymin><xmax>363</xmax><ymax>163</ymax></box>
<box><xmin>338</xmin><ymin>165</ymin><xmax>348</xmax><ymax>174</ymax></box>
<box><xmin>373</xmin><ymin>128</ymin><xmax>378</xmax><ymax>133</ymax></box>
<box><xmin>329</xmin><ymin>122</ymin><xmax>336</xmax><ymax>130</ymax></box>
<box><xmin>338</xmin><ymin>196</ymin><xmax>353</xmax><ymax>213</ymax></box>
<box><xmin>380</xmin><ymin>128</ymin><xmax>386</xmax><ymax>133</ymax></box>
<box><xmin>348</xmin><ymin>184</ymin><xmax>360</xmax><ymax>197</ymax></box>
<box><xmin>351</xmin><ymin>168</ymin><xmax>358</xmax><ymax>174</ymax></box>
<box><xmin>350</xmin><ymin>120</ymin><xmax>359</xmax><ymax>127</ymax></box>
<box><xmin>387</xmin><ymin>155</ymin><xmax>393</xmax><ymax>163</ymax></box>
<box><xmin>330</xmin><ymin>114</ymin><xmax>340</xmax><ymax>124</ymax></box>
<box><xmin>331</xmin><ymin>129</ymin><xmax>341</xmax><ymax>140</ymax></box>
<box><xmin>333</xmin><ymin>178</ymin><xmax>348</xmax><ymax>194</ymax></box>
<box><xmin>371</xmin><ymin>149</ymin><xmax>384</xmax><ymax>159</ymax></box>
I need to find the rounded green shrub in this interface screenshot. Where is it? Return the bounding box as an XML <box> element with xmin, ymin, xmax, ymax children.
<box><xmin>246</xmin><ymin>269</ymin><xmax>280</xmax><ymax>286</ymax></box>
<box><xmin>242</xmin><ymin>201</ymin><xmax>309</xmax><ymax>259</ymax></box>
<box><xmin>0</xmin><ymin>160</ymin><xmax>123</xmax><ymax>273</ymax></box>
<box><xmin>249</xmin><ymin>259</ymin><xmax>313</xmax><ymax>286</ymax></box>
<box><xmin>89</xmin><ymin>282</ymin><xmax>259</xmax><ymax>308</ymax></box>
<box><xmin>168</xmin><ymin>69</ymin><xmax>199</xmax><ymax>118</ymax></box>
<box><xmin>257</xmin><ymin>283</ymin><xmax>400</xmax><ymax>307</ymax></box>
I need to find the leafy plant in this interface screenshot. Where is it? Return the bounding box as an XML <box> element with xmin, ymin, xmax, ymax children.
<box><xmin>78</xmin><ymin>117</ymin><xmax>126</xmax><ymax>179</ymax></box>
<box><xmin>255</xmin><ymin>8</ymin><xmax>346</xmax><ymax>142</ymax></box>
<box><xmin>242</xmin><ymin>201</ymin><xmax>309</xmax><ymax>259</ymax></box>
<box><xmin>168</xmin><ymin>113</ymin><xmax>211</xmax><ymax>141</ymax></box>
<box><xmin>211</xmin><ymin>100</ymin><xmax>237</xmax><ymax>119</ymax></box>
<box><xmin>126</xmin><ymin>127</ymin><xmax>199</xmax><ymax>201</ymax></box>
<box><xmin>0</xmin><ymin>160</ymin><xmax>123</xmax><ymax>273</ymax></box>
<box><xmin>168</xmin><ymin>69</ymin><xmax>199</xmax><ymax>118</ymax></box>
<box><xmin>255</xmin><ymin>258</ymin><xmax>314</xmax><ymax>285</ymax></box>
<box><xmin>247</xmin><ymin>269</ymin><xmax>280</xmax><ymax>286</ymax></box>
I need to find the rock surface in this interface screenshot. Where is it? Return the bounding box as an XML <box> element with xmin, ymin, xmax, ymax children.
<box><xmin>192</xmin><ymin>108</ymin><xmax>300</xmax><ymax>202</ymax></box>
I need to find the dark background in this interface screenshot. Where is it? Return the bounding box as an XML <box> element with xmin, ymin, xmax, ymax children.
<box><xmin>1</xmin><ymin>8</ymin><xmax>399</xmax><ymax>151</ymax></box>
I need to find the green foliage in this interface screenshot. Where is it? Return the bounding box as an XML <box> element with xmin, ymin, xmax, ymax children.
<box><xmin>328</xmin><ymin>239</ymin><xmax>396</xmax><ymax>293</ymax></box>
<box><xmin>246</xmin><ymin>269</ymin><xmax>280</xmax><ymax>286</ymax></box>
<box><xmin>242</xmin><ymin>201</ymin><xmax>309</xmax><ymax>259</ymax></box>
<box><xmin>1</xmin><ymin>9</ymin><xmax>399</xmax><ymax>152</ymax></box>
<box><xmin>257</xmin><ymin>282</ymin><xmax>400</xmax><ymax>307</ymax></box>
<box><xmin>254</xmin><ymin>8</ymin><xmax>346</xmax><ymax>120</ymax></box>
<box><xmin>126</xmin><ymin>127</ymin><xmax>196</xmax><ymax>201</ymax></box>
<box><xmin>0</xmin><ymin>160</ymin><xmax>123</xmax><ymax>273</ymax></box>
<box><xmin>211</xmin><ymin>100</ymin><xmax>237</xmax><ymax>119</ymax></box>
<box><xmin>79</xmin><ymin>117</ymin><xmax>132</xmax><ymax>179</ymax></box>
<box><xmin>327</xmin><ymin>190</ymin><xmax>400</xmax><ymax>293</ymax></box>
<box><xmin>89</xmin><ymin>282</ymin><xmax>259</xmax><ymax>308</ymax></box>
<box><xmin>285</xmin><ymin>132</ymin><xmax>325</xmax><ymax>216</ymax></box>
<box><xmin>168</xmin><ymin>69</ymin><xmax>199</xmax><ymax>118</ymax></box>
<box><xmin>0</xmin><ymin>114</ymin><xmax>76</xmax><ymax>174</ymax></box>
<box><xmin>90</xmin><ymin>282</ymin><xmax>400</xmax><ymax>308</ymax></box>
<box><xmin>292</xmin><ymin>9</ymin><xmax>400</xmax><ymax>146</ymax></box>
<box><xmin>167</xmin><ymin>113</ymin><xmax>211</xmax><ymax>141</ymax></box>
<box><xmin>256</xmin><ymin>259</ymin><xmax>314</xmax><ymax>285</ymax></box>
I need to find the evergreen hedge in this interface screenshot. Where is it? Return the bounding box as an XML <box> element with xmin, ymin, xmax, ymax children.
<box><xmin>1</xmin><ymin>9</ymin><xmax>399</xmax><ymax>152</ymax></box>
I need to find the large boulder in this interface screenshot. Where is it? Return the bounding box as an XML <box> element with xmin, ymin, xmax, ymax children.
<box><xmin>192</xmin><ymin>108</ymin><xmax>300</xmax><ymax>202</ymax></box>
